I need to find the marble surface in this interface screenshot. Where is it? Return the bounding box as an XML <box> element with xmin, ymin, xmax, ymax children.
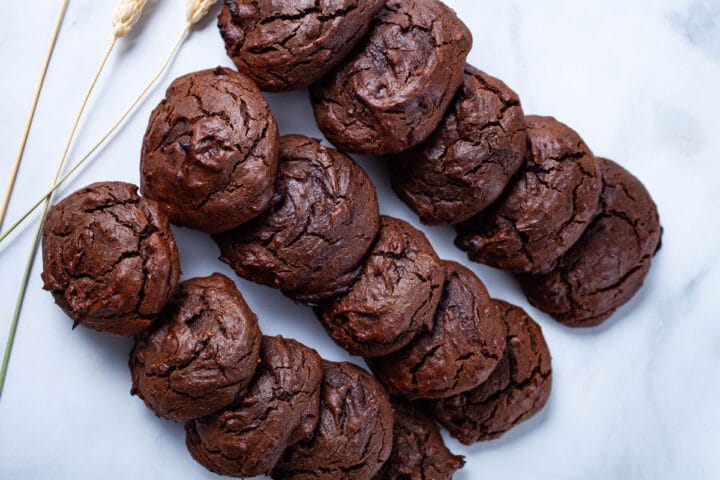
<box><xmin>1</xmin><ymin>1</ymin><xmax>719</xmax><ymax>479</ymax></box>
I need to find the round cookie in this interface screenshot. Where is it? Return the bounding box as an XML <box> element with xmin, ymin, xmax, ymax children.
<box><xmin>455</xmin><ymin>115</ymin><xmax>603</xmax><ymax>274</ymax></box>
<box><xmin>214</xmin><ymin>135</ymin><xmax>380</xmax><ymax>304</ymax></box>
<box><xmin>272</xmin><ymin>361</ymin><xmax>393</xmax><ymax>480</ymax></box>
<box><xmin>186</xmin><ymin>335</ymin><xmax>323</xmax><ymax>478</ymax></box>
<box><xmin>519</xmin><ymin>158</ymin><xmax>662</xmax><ymax>327</ymax></box>
<box><xmin>218</xmin><ymin>0</ymin><xmax>386</xmax><ymax>92</ymax></box>
<box><xmin>41</xmin><ymin>182</ymin><xmax>180</xmax><ymax>336</ymax></box>
<box><xmin>389</xmin><ymin>65</ymin><xmax>527</xmax><ymax>225</ymax></box>
<box><xmin>375</xmin><ymin>398</ymin><xmax>465</xmax><ymax>480</ymax></box>
<box><xmin>316</xmin><ymin>216</ymin><xmax>445</xmax><ymax>357</ymax></box>
<box><xmin>425</xmin><ymin>301</ymin><xmax>552</xmax><ymax>444</ymax></box>
<box><xmin>310</xmin><ymin>0</ymin><xmax>472</xmax><ymax>155</ymax></box>
<box><xmin>129</xmin><ymin>274</ymin><xmax>261</xmax><ymax>422</ymax></box>
<box><xmin>140</xmin><ymin>67</ymin><xmax>279</xmax><ymax>234</ymax></box>
<box><xmin>367</xmin><ymin>261</ymin><xmax>506</xmax><ymax>400</ymax></box>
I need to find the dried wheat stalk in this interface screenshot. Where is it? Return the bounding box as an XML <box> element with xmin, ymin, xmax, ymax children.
<box><xmin>0</xmin><ymin>0</ymin><xmax>150</xmax><ymax>396</ymax></box>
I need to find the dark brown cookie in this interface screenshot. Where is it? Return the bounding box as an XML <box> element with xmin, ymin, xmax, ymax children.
<box><xmin>316</xmin><ymin>216</ymin><xmax>445</xmax><ymax>357</ymax></box>
<box><xmin>456</xmin><ymin>115</ymin><xmax>603</xmax><ymax>274</ymax></box>
<box><xmin>218</xmin><ymin>0</ymin><xmax>386</xmax><ymax>92</ymax></box>
<box><xmin>389</xmin><ymin>65</ymin><xmax>527</xmax><ymax>225</ymax></box>
<box><xmin>140</xmin><ymin>67</ymin><xmax>279</xmax><ymax>234</ymax></box>
<box><xmin>375</xmin><ymin>398</ymin><xmax>465</xmax><ymax>480</ymax></box>
<box><xmin>185</xmin><ymin>335</ymin><xmax>323</xmax><ymax>477</ymax></box>
<box><xmin>41</xmin><ymin>182</ymin><xmax>180</xmax><ymax>336</ymax></box>
<box><xmin>310</xmin><ymin>0</ymin><xmax>472</xmax><ymax>155</ymax></box>
<box><xmin>425</xmin><ymin>301</ymin><xmax>552</xmax><ymax>444</ymax></box>
<box><xmin>272</xmin><ymin>361</ymin><xmax>393</xmax><ymax>480</ymax></box>
<box><xmin>214</xmin><ymin>135</ymin><xmax>380</xmax><ymax>304</ymax></box>
<box><xmin>367</xmin><ymin>261</ymin><xmax>506</xmax><ymax>400</ymax></box>
<box><xmin>129</xmin><ymin>274</ymin><xmax>261</xmax><ymax>422</ymax></box>
<box><xmin>519</xmin><ymin>158</ymin><xmax>662</xmax><ymax>327</ymax></box>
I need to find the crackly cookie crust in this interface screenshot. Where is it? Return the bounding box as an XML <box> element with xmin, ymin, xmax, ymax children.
<box><xmin>41</xmin><ymin>181</ymin><xmax>180</xmax><ymax>336</ymax></box>
<box><xmin>389</xmin><ymin>65</ymin><xmax>527</xmax><ymax>225</ymax></box>
<box><xmin>519</xmin><ymin>158</ymin><xmax>662</xmax><ymax>326</ymax></box>
<box><xmin>186</xmin><ymin>335</ymin><xmax>323</xmax><ymax>477</ymax></box>
<box><xmin>214</xmin><ymin>135</ymin><xmax>380</xmax><ymax>304</ymax></box>
<box><xmin>310</xmin><ymin>0</ymin><xmax>472</xmax><ymax>155</ymax></box>
<box><xmin>218</xmin><ymin>0</ymin><xmax>386</xmax><ymax>92</ymax></box>
<box><xmin>368</xmin><ymin>261</ymin><xmax>506</xmax><ymax>400</ymax></box>
<box><xmin>376</xmin><ymin>397</ymin><xmax>465</xmax><ymax>480</ymax></box>
<box><xmin>272</xmin><ymin>361</ymin><xmax>393</xmax><ymax>480</ymax></box>
<box><xmin>316</xmin><ymin>216</ymin><xmax>445</xmax><ymax>357</ymax></box>
<box><xmin>141</xmin><ymin>67</ymin><xmax>279</xmax><ymax>234</ymax></box>
<box><xmin>425</xmin><ymin>300</ymin><xmax>552</xmax><ymax>444</ymax></box>
<box><xmin>456</xmin><ymin>115</ymin><xmax>602</xmax><ymax>274</ymax></box>
<box><xmin>129</xmin><ymin>274</ymin><xmax>262</xmax><ymax>422</ymax></box>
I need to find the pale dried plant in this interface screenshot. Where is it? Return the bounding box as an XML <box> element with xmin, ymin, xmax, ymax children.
<box><xmin>1</xmin><ymin>0</ymin><xmax>224</xmax><ymax>247</ymax></box>
<box><xmin>113</xmin><ymin>0</ymin><xmax>149</xmax><ymax>37</ymax></box>
<box><xmin>186</xmin><ymin>0</ymin><xmax>219</xmax><ymax>26</ymax></box>
<box><xmin>0</xmin><ymin>0</ymin><xmax>150</xmax><ymax>395</ymax></box>
<box><xmin>0</xmin><ymin>0</ymin><xmax>68</xmax><ymax>231</ymax></box>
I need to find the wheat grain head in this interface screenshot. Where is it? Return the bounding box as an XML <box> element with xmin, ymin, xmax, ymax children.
<box><xmin>112</xmin><ymin>0</ymin><xmax>148</xmax><ymax>37</ymax></box>
<box><xmin>186</xmin><ymin>0</ymin><xmax>219</xmax><ymax>26</ymax></box>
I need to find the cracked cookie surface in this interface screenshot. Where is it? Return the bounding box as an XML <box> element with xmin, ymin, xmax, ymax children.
<box><xmin>310</xmin><ymin>0</ymin><xmax>472</xmax><ymax>155</ymax></box>
<box><xmin>129</xmin><ymin>274</ymin><xmax>261</xmax><ymax>422</ymax></box>
<box><xmin>140</xmin><ymin>67</ymin><xmax>279</xmax><ymax>234</ymax></box>
<box><xmin>425</xmin><ymin>300</ymin><xmax>552</xmax><ymax>444</ymax></box>
<box><xmin>316</xmin><ymin>216</ymin><xmax>445</xmax><ymax>357</ymax></box>
<box><xmin>185</xmin><ymin>335</ymin><xmax>322</xmax><ymax>477</ymax></box>
<box><xmin>456</xmin><ymin>115</ymin><xmax>602</xmax><ymax>274</ymax></box>
<box><xmin>272</xmin><ymin>361</ymin><xmax>393</xmax><ymax>480</ymax></box>
<box><xmin>519</xmin><ymin>158</ymin><xmax>662</xmax><ymax>327</ymax></box>
<box><xmin>214</xmin><ymin>135</ymin><xmax>380</xmax><ymax>304</ymax></box>
<box><xmin>375</xmin><ymin>397</ymin><xmax>464</xmax><ymax>480</ymax></box>
<box><xmin>367</xmin><ymin>261</ymin><xmax>506</xmax><ymax>400</ymax></box>
<box><xmin>218</xmin><ymin>0</ymin><xmax>386</xmax><ymax>92</ymax></box>
<box><xmin>41</xmin><ymin>181</ymin><xmax>180</xmax><ymax>336</ymax></box>
<box><xmin>389</xmin><ymin>65</ymin><xmax>527</xmax><ymax>225</ymax></box>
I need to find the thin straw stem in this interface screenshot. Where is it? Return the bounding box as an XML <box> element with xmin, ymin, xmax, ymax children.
<box><xmin>0</xmin><ymin>212</ymin><xmax>43</xmax><ymax>397</ymax></box>
<box><xmin>56</xmin><ymin>36</ymin><xmax>118</xmax><ymax>186</ymax></box>
<box><xmin>0</xmin><ymin>28</ymin><xmax>188</xmax><ymax>397</ymax></box>
<box><xmin>0</xmin><ymin>29</ymin><xmax>188</xmax><ymax>246</ymax></box>
<box><xmin>0</xmin><ymin>35</ymin><xmax>119</xmax><ymax>398</ymax></box>
<box><xmin>0</xmin><ymin>0</ymin><xmax>69</xmax><ymax>229</ymax></box>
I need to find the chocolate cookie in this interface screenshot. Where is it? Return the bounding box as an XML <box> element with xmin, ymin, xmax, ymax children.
<box><xmin>41</xmin><ymin>182</ymin><xmax>180</xmax><ymax>336</ymax></box>
<box><xmin>456</xmin><ymin>115</ymin><xmax>602</xmax><ymax>274</ymax></box>
<box><xmin>519</xmin><ymin>158</ymin><xmax>662</xmax><ymax>327</ymax></box>
<box><xmin>316</xmin><ymin>216</ymin><xmax>445</xmax><ymax>357</ymax></box>
<box><xmin>310</xmin><ymin>0</ymin><xmax>472</xmax><ymax>155</ymax></box>
<box><xmin>425</xmin><ymin>301</ymin><xmax>552</xmax><ymax>444</ymax></box>
<box><xmin>389</xmin><ymin>66</ymin><xmax>527</xmax><ymax>225</ymax></box>
<box><xmin>367</xmin><ymin>261</ymin><xmax>506</xmax><ymax>400</ymax></box>
<box><xmin>140</xmin><ymin>67</ymin><xmax>279</xmax><ymax>234</ymax></box>
<box><xmin>214</xmin><ymin>135</ymin><xmax>380</xmax><ymax>304</ymax></box>
<box><xmin>375</xmin><ymin>398</ymin><xmax>465</xmax><ymax>480</ymax></box>
<box><xmin>272</xmin><ymin>361</ymin><xmax>393</xmax><ymax>480</ymax></box>
<box><xmin>129</xmin><ymin>274</ymin><xmax>261</xmax><ymax>422</ymax></box>
<box><xmin>218</xmin><ymin>0</ymin><xmax>386</xmax><ymax>92</ymax></box>
<box><xmin>185</xmin><ymin>335</ymin><xmax>323</xmax><ymax>477</ymax></box>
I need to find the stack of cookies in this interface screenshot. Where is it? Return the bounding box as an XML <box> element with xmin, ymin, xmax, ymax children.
<box><xmin>39</xmin><ymin>0</ymin><xmax>661</xmax><ymax>478</ymax></box>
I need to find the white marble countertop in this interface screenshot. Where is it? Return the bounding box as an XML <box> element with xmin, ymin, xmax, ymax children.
<box><xmin>1</xmin><ymin>1</ymin><xmax>719</xmax><ymax>479</ymax></box>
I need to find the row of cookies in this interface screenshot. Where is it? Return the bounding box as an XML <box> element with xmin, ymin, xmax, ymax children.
<box><xmin>139</xmin><ymin>66</ymin><xmax>554</xmax><ymax>448</ymax></box>
<box><xmin>218</xmin><ymin>0</ymin><xmax>662</xmax><ymax>327</ymax></box>
<box><xmin>40</xmin><ymin>182</ymin><xmax>464</xmax><ymax>479</ymax></box>
<box><xmin>136</xmin><ymin>67</ymin><xmax>554</xmax><ymax>475</ymax></box>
